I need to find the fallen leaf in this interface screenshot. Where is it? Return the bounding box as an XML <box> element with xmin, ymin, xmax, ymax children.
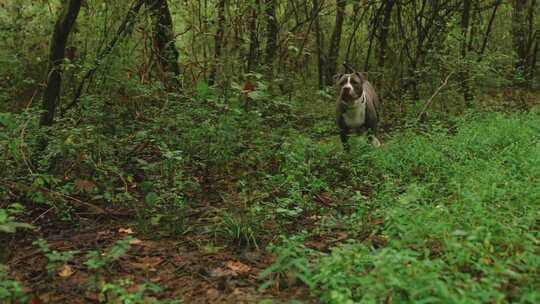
<box><xmin>335</xmin><ymin>232</ymin><xmax>349</xmax><ymax>241</ymax></box>
<box><xmin>305</xmin><ymin>241</ymin><xmax>327</xmax><ymax>251</ymax></box>
<box><xmin>118</xmin><ymin>228</ymin><xmax>134</xmax><ymax>234</ymax></box>
<box><xmin>129</xmin><ymin>238</ymin><xmax>143</xmax><ymax>245</ymax></box>
<box><xmin>226</xmin><ymin>261</ymin><xmax>251</xmax><ymax>274</ymax></box>
<box><xmin>232</xmin><ymin>288</ymin><xmax>243</xmax><ymax>296</ymax></box>
<box><xmin>209</xmin><ymin>267</ymin><xmax>235</xmax><ymax>278</ymax></box>
<box><xmin>207</xmin><ymin>288</ymin><xmax>220</xmax><ymax>299</ymax></box>
<box><xmin>58</xmin><ymin>265</ymin><xmax>74</xmax><ymax>278</ymax></box>
<box><xmin>131</xmin><ymin>256</ymin><xmax>162</xmax><ymax>272</ymax></box>
<box><xmin>127</xmin><ymin>284</ymin><xmax>141</xmax><ymax>293</ymax></box>
<box><xmin>75</xmin><ymin>179</ymin><xmax>95</xmax><ymax>192</ymax></box>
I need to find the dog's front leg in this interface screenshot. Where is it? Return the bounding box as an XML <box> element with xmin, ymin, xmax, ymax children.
<box><xmin>340</xmin><ymin>129</ymin><xmax>350</xmax><ymax>150</ymax></box>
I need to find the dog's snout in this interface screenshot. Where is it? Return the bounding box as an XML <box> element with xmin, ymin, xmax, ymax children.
<box><xmin>342</xmin><ymin>86</ymin><xmax>351</xmax><ymax>93</ymax></box>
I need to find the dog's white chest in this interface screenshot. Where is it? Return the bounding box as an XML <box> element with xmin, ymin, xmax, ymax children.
<box><xmin>343</xmin><ymin>102</ymin><xmax>366</xmax><ymax>128</ymax></box>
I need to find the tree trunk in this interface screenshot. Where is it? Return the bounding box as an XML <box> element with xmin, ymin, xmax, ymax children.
<box><xmin>460</xmin><ymin>0</ymin><xmax>473</xmax><ymax>106</ymax></box>
<box><xmin>477</xmin><ymin>0</ymin><xmax>502</xmax><ymax>62</ymax></box>
<box><xmin>264</xmin><ymin>0</ymin><xmax>278</xmax><ymax>76</ymax></box>
<box><xmin>378</xmin><ymin>0</ymin><xmax>395</xmax><ymax>68</ymax></box>
<box><xmin>247</xmin><ymin>0</ymin><xmax>260</xmax><ymax>73</ymax></box>
<box><xmin>511</xmin><ymin>0</ymin><xmax>530</xmax><ymax>85</ymax></box>
<box><xmin>208</xmin><ymin>0</ymin><xmax>226</xmax><ymax>85</ymax></box>
<box><xmin>525</xmin><ymin>0</ymin><xmax>537</xmax><ymax>82</ymax></box>
<box><xmin>325</xmin><ymin>0</ymin><xmax>346</xmax><ymax>86</ymax></box>
<box><xmin>313</xmin><ymin>0</ymin><xmax>324</xmax><ymax>88</ymax></box>
<box><xmin>40</xmin><ymin>0</ymin><xmax>82</xmax><ymax>127</ymax></box>
<box><xmin>145</xmin><ymin>0</ymin><xmax>181</xmax><ymax>85</ymax></box>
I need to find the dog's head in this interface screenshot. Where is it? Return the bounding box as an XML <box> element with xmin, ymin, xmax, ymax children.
<box><xmin>334</xmin><ymin>72</ymin><xmax>368</xmax><ymax>103</ymax></box>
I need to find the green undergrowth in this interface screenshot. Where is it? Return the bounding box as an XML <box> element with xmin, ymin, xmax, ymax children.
<box><xmin>1</xmin><ymin>86</ymin><xmax>540</xmax><ymax>302</ymax></box>
<box><xmin>262</xmin><ymin>109</ymin><xmax>540</xmax><ymax>303</ymax></box>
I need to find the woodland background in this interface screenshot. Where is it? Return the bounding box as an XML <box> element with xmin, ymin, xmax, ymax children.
<box><xmin>0</xmin><ymin>1</ymin><xmax>539</xmax><ymax>303</ymax></box>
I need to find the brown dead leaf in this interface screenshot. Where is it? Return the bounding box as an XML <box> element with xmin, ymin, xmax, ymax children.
<box><xmin>335</xmin><ymin>232</ymin><xmax>349</xmax><ymax>241</ymax></box>
<box><xmin>75</xmin><ymin>179</ymin><xmax>95</xmax><ymax>192</ymax></box>
<box><xmin>207</xmin><ymin>288</ymin><xmax>220</xmax><ymax>299</ymax></box>
<box><xmin>232</xmin><ymin>288</ymin><xmax>244</xmax><ymax>296</ymax></box>
<box><xmin>131</xmin><ymin>256</ymin><xmax>162</xmax><ymax>272</ymax></box>
<box><xmin>127</xmin><ymin>284</ymin><xmax>141</xmax><ymax>294</ymax></box>
<box><xmin>118</xmin><ymin>228</ymin><xmax>134</xmax><ymax>234</ymax></box>
<box><xmin>85</xmin><ymin>293</ymin><xmax>99</xmax><ymax>302</ymax></box>
<box><xmin>30</xmin><ymin>296</ymin><xmax>43</xmax><ymax>304</ymax></box>
<box><xmin>58</xmin><ymin>265</ymin><xmax>74</xmax><ymax>278</ymax></box>
<box><xmin>209</xmin><ymin>267</ymin><xmax>235</xmax><ymax>278</ymax></box>
<box><xmin>129</xmin><ymin>238</ymin><xmax>143</xmax><ymax>245</ymax></box>
<box><xmin>226</xmin><ymin>261</ymin><xmax>251</xmax><ymax>274</ymax></box>
<box><xmin>305</xmin><ymin>241</ymin><xmax>327</xmax><ymax>251</ymax></box>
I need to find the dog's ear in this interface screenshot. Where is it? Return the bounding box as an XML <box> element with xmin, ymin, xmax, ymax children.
<box><xmin>355</xmin><ymin>72</ymin><xmax>368</xmax><ymax>81</ymax></box>
<box><xmin>333</xmin><ymin>73</ymin><xmax>344</xmax><ymax>84</ymax></box>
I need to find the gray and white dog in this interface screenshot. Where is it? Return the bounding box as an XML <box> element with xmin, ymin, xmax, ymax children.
<box><xmin>335</xmin><ymin>71</ymin><xmax>381</xmax><ymax>149</ymax></box>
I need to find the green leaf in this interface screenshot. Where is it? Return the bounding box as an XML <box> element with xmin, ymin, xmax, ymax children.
<box><xmin>145</xmin><ymin>192</ymin><xmax>159</xmax><ymax>205</ymax></box>
<box><xmin>196</xmin><ymin>80</ymin><xmax>209</xmax><ymax>99</ymax></box>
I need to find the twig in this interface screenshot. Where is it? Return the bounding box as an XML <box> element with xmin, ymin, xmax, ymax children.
<box><xmin>31</xmin><ymin>207</ymin><xmax>54</xmax><ymax>224</ymax></box>
<box><xmin>417</xmin><ymin>72</ymin><xmax>455</xmax><ymax>120</ymax></box>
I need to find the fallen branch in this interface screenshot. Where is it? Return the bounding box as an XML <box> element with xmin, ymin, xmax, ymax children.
<box><xmin>417</xmin><ymin>72</ymin><xmax>455</xmax><ymax>120</ymax></box>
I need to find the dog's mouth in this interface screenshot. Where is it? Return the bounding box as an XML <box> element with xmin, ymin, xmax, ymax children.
<box><xmin>341</xmin><ymin>90</ymin><xmax>358</xmax><ymax>102</ymax></box>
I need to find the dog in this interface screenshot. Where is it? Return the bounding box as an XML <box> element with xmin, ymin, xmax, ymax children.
<box><xmin>335</xmin><ymin>71</ymin><xmax>381</xmax><ymax>149</ymax></box>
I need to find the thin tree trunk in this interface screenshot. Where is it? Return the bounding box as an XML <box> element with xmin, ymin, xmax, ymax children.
<box><xmin>511</xmin><ymin>0</ymin><xmax>529</xmax><ymax>85</ymax></box>
<box><xmin>325</xmin><ymin>0</ymin><xmax>346</xmax><ymax>86</ymax></box>
<box><xmin>264</xmin><ymin>0</ymin><xmax>278</xmax><ymax>77</ymax></box>
<box><xmin>460</xmin><ymin>0</ymin><xmax>473</xmax><ymax>106</ymax></box>
<box><xmin>364</xmin><ymin>2</ymin><xmax>385</xmax><ymax>71</ymax></box>
<box><xmin>40</xmin><ymin>0</ymin><xmax>82</xmax><ymax>127</ymax></box>
<box><xmin>145</xmin><ymin>0</ymin><xmax>181</xmax><ymax>84</ymax></box>
<box><xmin>208</xmin><ymin>0</ymin><xmax>225</xmax><ymax>85</ymax></box>
<box><xmin>525</xmin><ymin>0</ymin><xmax>537</xmax><ymax>81</ymax></box>
<box><xmin>313</xmin><ymin>0</ymin><xmax>324</xmax><ymax>88</ymax></box>
<box><xmin>531</xmin><ymin>34</ymin><xmax>539</xmax><ymax>81</ymax></box>
<box><xmin>477</xmin><ymin>0</ymin><xmax>501</xmax><ymax>62</ymax></box>
<box><xmin>378</xmin><ymin>0</ymin><xmax>395</xmax><ymax>68</ymax></box>
<box><xmin>247</xmin><ymin>0</ymin><xmax>260</xmax><ymax>73</ymax></box>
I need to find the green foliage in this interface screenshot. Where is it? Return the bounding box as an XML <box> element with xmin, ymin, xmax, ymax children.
<box><xmin>0</xmin><ymin>204</ymin><xmax>33</xmax><ymax>234</ymax></box>
<box><xmin>264</xmin><ymin>110</ymin><xmax>540</xmax><ymax>303</ymax></box>
<box><xmin>259</xmin><ymin>234</ymin><xmax>316</xmax><ymax>291</ymax></box>
<box><xmin>99</xmin><ymin>279</ymin><xmax>177</xmax><ymax>304</ymax></box>
<box><xmin>33</xmin><ymin>239</ymin><xmax>79</xmax><ymax>275</ymax></box>
<box><xmin>0</xmin><ymin>264</ymin><xmax>29</xmax><ymax>303</ymax></box>
<box><xmin>85</xmin><ymin>237</ymin><xmax>134</xmax><ymax>272</ymax></box>
<box><xmin>218</xmin><ymin>209</ymin><xmax>260</xmax><ymax>249</ymax></box>
<box><xmin>2</xmin><ymin>0</ymin><xmax>538</xmax><ymax>302</ymax></box>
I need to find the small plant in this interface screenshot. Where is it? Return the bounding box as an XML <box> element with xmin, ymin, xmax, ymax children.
<box><xmin>0</xmin><ymin>264</ymin><xmax>29</xmax><ymax>303</ymax></box>
<box><xmin>259</xmin><ymin>234</ymin><xmax>316</xmax><ymax>291</ymax></box>
<box><xmin>84</xmin><ymin>236</ymin><xmax>134</xmax><ymax>272</ymax></box>
<box><xmin>219</xmin><ymin>210</ymin><xmax>260</xmax><ymax>249</ymax></box>
<box><xmin>33</xmin><ymin>239</ymin><xmax>79</xmax><ymax>275</ymax></box>
<box><xmin>0</xmin><ymin>204</ymin><xmax>33</xmax><ymax>234</ymax></box>
<box><xmin>99</xmin><ymin>279</ymin><xmax>173</xmax><ymax>304</ymax></box>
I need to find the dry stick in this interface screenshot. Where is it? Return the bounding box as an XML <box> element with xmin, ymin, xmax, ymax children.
<box><xmin>417</xmin><ymin>72</ymin><xmax>455</xmax><ymax>120</ymax></box>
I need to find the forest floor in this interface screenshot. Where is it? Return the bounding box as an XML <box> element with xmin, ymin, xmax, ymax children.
<box><xmin>8</xmin><ymin>224</ymin><xmax>309</xmax><ymax>303</ymax></box>
<box><xmin>3</xmin><ymin>94</ymin><xmax>540</xmax><ymax>303</ymax></box>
